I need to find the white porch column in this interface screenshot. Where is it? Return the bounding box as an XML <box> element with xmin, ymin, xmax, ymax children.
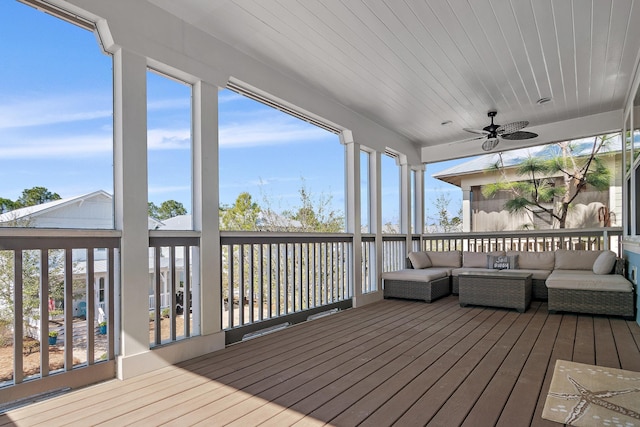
<box><xmin>399</xmin><ymin>157</ymin><xmax>412</xmax><ymax>254</ymax></box>
<box><xmin>462</xmin><ymin>185</ymin><xmax>472</xmax><ymax>232</ymax></box>
<box><xmin>371</xmin><ymin>152</ymin><xmax>384</xmax><ymax>295</ymax></box>
<box><xmin>343</xmin><ymin>132</ymin><xmax>364</xmax><ymax>306</ymax></box>
<box><xmin>414</xmin><ymin>165</ymin><xmax>425</xmax><ymax>240</ymax></box>
<box><xmin>193</xmin><ymin>82</ymin><xmax>224</xmax><ymax>339</ymax></box>
<box><xmin>113</xmin><ymin>49</ymin><xmax>151</xmax><ymax>379</ymax></box>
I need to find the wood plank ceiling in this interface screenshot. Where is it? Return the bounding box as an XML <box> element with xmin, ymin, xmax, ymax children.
<box><xmin>148</xmin><ymin>0</ymin><xmax>640</xmax><ymax>157</ymax></box>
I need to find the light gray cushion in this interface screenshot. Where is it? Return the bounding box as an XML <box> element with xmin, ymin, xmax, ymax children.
<box><xmin>381</xmin><ymin>269</ymin><xmax>448</xmax><ymax>282</ymax></box>
<box><xmin>463</xmin><ymin>251</ymin><xmax>489</xmax><ymax>268</ymax></box>
<box><xmin>554</xmin><ymin>249</ymin><xmax>603</xmax><ymax>271</ymax></box>
<box><xmin>507</xmin><ymin>251</ymin><xmax>555</xmax><ymax>270</ymax></box>
<box><xmin>408</xmin><ymin>251</ymin><xmax>432</xmax><ymax>269</ymax></box>
<box><xmin>592</xmin><ymin>250</ymin><xmax>617</xmax><ymax>275</ymax></box>
<box><xmin>461</xmin><ymin>251</ymin><xmax>504</xmax><ymax>268</ymax></box>
<box><xmin>546</xmin><ymin>271</ymin><xmax>633</xmax><ymax>292</ymax></box>
<box><xmin>425</xmin><ymin>251</ymin><xmax>461</xmax><ymax>268</ymax></box>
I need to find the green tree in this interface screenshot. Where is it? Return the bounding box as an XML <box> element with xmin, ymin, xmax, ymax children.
<box><xmin>16</xmin><ymin>186</ymin><xmax>61</xmax><ymax>208</ymax></box>
<box><xmin>482</xmin><ymin>135</ymin><xmax>613</xmax><ymax>229</ymax></box>
<box><xmin>427</xmin><ymin>192</ymin><xmax>462</xmax><ymax>233</ymax></box>
<box><xmin>221</xmin><ymin>192</ymin><xmax>261</xmax><ymax>231</ymax></box>
<box><xmin>282</xmin><ymin>183</ymin><xmax>344</xmax><ymax>232</ymax></box>
<box><xmin>0</xmin><ymin>198</ymin><xmax>17</xmax><ymax>213</ymax></box>
<box><xmin>156</xmin><ymin>200</ymin><xmax>187</xmax><ymax>220</ymax></box>
<box><xmin>148</xmin><ymin>202</ymin><xmax>160</xmax><ymax>220</ymax></box>
<box><xmin>148</xmin><ymin>200</ymin><xmax>187</xmax><ymax>220</ymax></box>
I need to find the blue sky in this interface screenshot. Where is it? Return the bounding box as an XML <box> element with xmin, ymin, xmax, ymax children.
<box><xmin>0</xmin><ymin>1</ymin><xmax>464</xmax><ymax>227</ymax></box>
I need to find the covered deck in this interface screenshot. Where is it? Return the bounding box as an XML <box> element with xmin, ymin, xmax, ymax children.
<box><xmin>3</xmin><ymin>296</ymin><xmax>639</xmax><ymax>426</ymax></box>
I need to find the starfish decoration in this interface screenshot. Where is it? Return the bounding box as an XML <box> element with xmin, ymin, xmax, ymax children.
<box><xmin>548</xmin><ymin>375</ymin><xmax>640</xmax><ymax>424</ymax></box>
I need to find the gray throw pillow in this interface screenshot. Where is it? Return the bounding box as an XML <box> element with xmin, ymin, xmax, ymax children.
<box><xmin>487</xmin><ymin>254</ymin><xmax>518</xmax><ymax>270</ymax></box>
<box><xmin>408</xmin><ymin>251</ymin><xmax>432</xmax><ymax>269</ymax></box>
<box><xmin>592</xmin><ymin>251</ymin><xmax>616</xmax><ymax>275</ymax></box>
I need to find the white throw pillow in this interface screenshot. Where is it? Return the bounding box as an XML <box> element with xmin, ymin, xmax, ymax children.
<box><xmin>592</xmin><ymin>251</ymin><xmax>617</xmax><ymax>275</ymax></box>
<box><xmin>408</xmin><ymin>251</ymin><xmax>432</xmax><ymax>269</ymax></box>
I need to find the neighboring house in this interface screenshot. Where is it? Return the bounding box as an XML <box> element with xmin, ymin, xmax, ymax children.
<box><xmin>256</xmin><ymin>210</ymin><xmax>303</xmax><ymax>231</ymax></box>
<box><xmin>0</xmin><ymin>190</ymin><xmax>178</xmax><ymax>318</ymax></box>
<box><xmin>0</xmin><ymin>190</ymin><xmax>164</xmax><ymax>230</ymax></box>
<box><xmin>433</xmin><ymin>139</ymin><xmax>622</xmax><ymax>232</ymax></box>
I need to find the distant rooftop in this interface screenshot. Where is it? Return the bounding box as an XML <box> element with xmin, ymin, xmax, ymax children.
<box><xmin>433</xmin><ymin>135</ymin><xmax>622</xmax><ymax>187</ymax></box>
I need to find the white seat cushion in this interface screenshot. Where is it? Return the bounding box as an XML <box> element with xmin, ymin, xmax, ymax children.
<box><xmin>546</xmin><ymin>271</ymin><xmax>633</xmax><ymax>292</ymax></box>
<box><xmin>382</xmin><ymin>269</ymin><xmax>448</xmax><ymax>282</ymax></box>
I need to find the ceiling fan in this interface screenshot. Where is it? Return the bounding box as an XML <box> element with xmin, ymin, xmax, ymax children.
<box><xmin>463</xmin><ymin>111</ymin><xmax>538</xmax><ymax>151</ymax></box>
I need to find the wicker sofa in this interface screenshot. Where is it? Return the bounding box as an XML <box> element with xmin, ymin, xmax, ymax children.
<box><xmin>381</xmin><ymin>249</ymin><xmax>636</xmax><ymax>319</ymax></box>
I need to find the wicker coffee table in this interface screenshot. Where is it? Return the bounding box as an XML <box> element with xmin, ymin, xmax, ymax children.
<box><xmin>458</xmin><ymin>271</ymin><xmax>533</xmax><ymax>313</ymax></box>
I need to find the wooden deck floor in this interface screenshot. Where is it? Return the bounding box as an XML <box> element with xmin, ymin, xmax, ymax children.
<box><xmin>1</xmin><ymin>296</ymin><xmax>640</xmax><ymax>426</ymax></box>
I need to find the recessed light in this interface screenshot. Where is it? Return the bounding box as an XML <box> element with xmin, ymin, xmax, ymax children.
<box><xmin>441</xmin><ymin>120</ymin><xmax>453</xmax><ymax>126</ymax></box>
<box><xmin>537</xmin><ymin>97</ymin><xmax>552</xmax><ymax>105</ymax></box>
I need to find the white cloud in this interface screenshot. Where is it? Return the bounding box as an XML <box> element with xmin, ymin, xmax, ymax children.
<box><xmin>0</xmin><ymin>134</ymin><xmax>111</xmax><ymax>158</ymax></box>
<box><xmin>147</xmin><ymin>128</ymin><xmax>191</xmax><ymax>150</ymax></box>
<box><xmin>219</xmin><ymin>116</ymin><xmax>329</xmax><ymax>148</ymax></box>
<box><xmin>0</xmin><ymin>93</ymin><xmax>111</xmax><ymax>129</ymax></box>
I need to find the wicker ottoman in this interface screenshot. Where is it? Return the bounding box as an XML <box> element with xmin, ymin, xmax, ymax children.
<box><xmin>458</xmin><ymin>271</ymin><xmax>532</xmax><ymax>313</ymax></box>
<box><xmin>382</xmin><ymin>268</ymin><xmax>451</xmax><ymax>303</ymax></box>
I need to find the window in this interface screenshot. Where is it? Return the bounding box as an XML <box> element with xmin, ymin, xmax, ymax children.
<box><xmin>360</xmin><ymin>150</ymin><xmax>370</xmax><ymax>233</ymax></box>
<box><xmin>218</xmin><ymin>87</ymin><xmax>345</xmax><ymax>232</ymax></box>
<box><xmin>147</xmin><ymin>70</ymin><xmax>192</xmax><ymax>230</ymax></box>
<box><xmin>0</xmin><ymin>1</ymin><xmax>113</xmax><ymax>228</ymax></box>
<box><xmin>381</xmin><ymin>153</ymin><xmax>400</xmax><ymax>233</ymax></box>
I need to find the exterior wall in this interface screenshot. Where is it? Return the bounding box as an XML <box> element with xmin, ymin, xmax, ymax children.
<box><xmin>622</xmin><ymin>247</ymin><xmax>640</xmax><ymax>325</ymax></box>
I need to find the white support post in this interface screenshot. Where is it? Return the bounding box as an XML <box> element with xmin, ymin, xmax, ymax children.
<box><xmin>343</xmin><ymin>132</ymin><xmax>364</xmax><ymax>305</ymax></box>
<box><xmin>414</xmin><ymin>165</ymin><xmax>425</xmax><ymax>246</ymax></box>
<box><xmin>462</xmin><ymin>185</ymin><xmax>472</xmax><ymax>232</ymax></box>
<box><xmin>113</xmin><ymin>49</ymin><xmax>151</xmax><ymax>379</ymax></box>
<box><xmin>193</xmin><ymin>82</ymin><xmax>223</xmax><ymax>337</ymax></box>
<box><xmin>399</xmin><ymin>157</ymin><xmax>412</xmax><ymax>252</ymax></box>
<box><xmin>372</xmin><ymin>152</ymin><xmax>384</xmax><ymax>295</ymax></box>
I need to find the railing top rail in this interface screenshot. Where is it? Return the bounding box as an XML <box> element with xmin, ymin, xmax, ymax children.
<box><xmin>220</xmin><ymin>231</ymin><xmax>353</xmax><ymax>245</ymax></box>
<box><xmin>0</xmin><ymin>229</ymin><xmax>120</xmax><ymax>250</ymax></box>
<box><xmin>421</xmin><ymin>227</ymin><xmax>622</xmax><ymax>240</ymax></box>
<box><xmin>149</xmin><ymin>231</ymin><xmax>200</xmax><ymax>247</ymax></box>
<box><xmin>149</xmin><ymin>230</ymin><xmax>201</xmax><ymax>239</ymax></box>
<box><xmin>0</xmin><ymin>228</ymin><xmax>121</xmax><ymax>238</ymax></box>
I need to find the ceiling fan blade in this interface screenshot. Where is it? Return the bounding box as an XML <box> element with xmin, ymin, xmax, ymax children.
<box><xmin>497</xmin><ymin>121</ymin><xmax>528</xmax><ymax>135</ymax></box>
<box><xmin>453</xmin><ymin>134</ymin><xmax>488</xmax><ymax>143</ymax></box>
<box><xmin>501</xmin><ymin>131</ymin><xmax>538</xmax><ymax>140</ymax></box>
<box><xmin>482</xmin><ymin>138</ymin><xmax>499</xmax><ymax>151</ymax></box>
<box><xmin>463</xmin><ymin>127</ymin><xmax>490</xmax><ymax>135</ymax></box>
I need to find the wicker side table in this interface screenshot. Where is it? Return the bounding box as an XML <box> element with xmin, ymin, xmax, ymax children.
<box><xmin>458</xmin><ymin>271</ymin><xmax>532</xmax><ymax>313</ymax></box>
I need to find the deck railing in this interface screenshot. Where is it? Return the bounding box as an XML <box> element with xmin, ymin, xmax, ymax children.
<box><xmin>380</xmin><ymin>228</ymin><xmax>623</xmax><ymax>271</ymax></box>
<box><xmin>220</xmin><ymin>232</ymin><xmax>353</xmax><ymax>342</ymax></box>
<box><xmin>0</xmin><ymin>226</ymin><xmax>623</xmax><ymax>389</ymax></box>
<box><xmin>421</xmin><ymin>227</ymin><xmax>622</xmax><ymax>255</ymax></box>
<box><xmin>0</xmin><ymin>229</ymin><xmax>118</xmax><ymax>391</ymax></box>
<box><xmin>148</xmin><ymin>233</ymin><xmax>200</xmax><ymax>347</ymax></box>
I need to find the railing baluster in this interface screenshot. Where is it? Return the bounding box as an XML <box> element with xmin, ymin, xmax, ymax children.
<box><xmin>40</xmin><ymin>250</ymin><xmax>49</xmax><ymax>377</ymax></box>
<box><xmin>154</xmin><ymin>247</ymin><xmax>161</xmax><ymax>345</ymax></box>
<box><xmin>64</xmin><ymin>248</ymin><xmax>73</xmax><ymax>371</ymax></box>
